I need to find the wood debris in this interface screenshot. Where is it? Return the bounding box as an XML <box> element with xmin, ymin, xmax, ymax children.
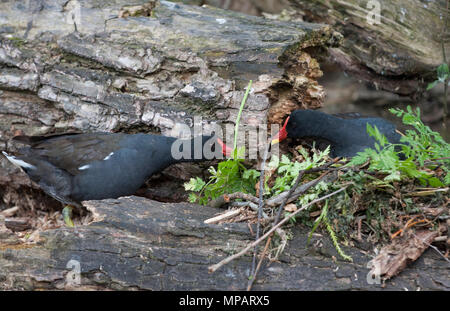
<box><xmin>368</xmin><ymin>230</ymin><xmax>440</xmax><ymax>281</ymax></box>
<box><xmin>204</xmin><ymin>208</ymin><xmax>243</xmax><ymax>224</ymax></box>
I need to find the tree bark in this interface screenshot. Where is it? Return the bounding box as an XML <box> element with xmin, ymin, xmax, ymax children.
<box><xmin>1</xmin><ymin>196</ymin><xmax>448</xmax><ymax>290</ymax></box>
<box><xmin>289</xmin><ymin>0</ymin><xmax>449</xmax><ymax>98</ymax></box>
<box><xmin>0</xmin><ymin>0</ymin><xmax>339</xmax><ymax>194</ymax></box>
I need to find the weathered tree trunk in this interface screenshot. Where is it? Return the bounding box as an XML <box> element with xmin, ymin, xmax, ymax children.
<box><xmin>1</xmin><ymin>196</ymin><xmax>448</xmax><ymax>290</ymax></box>
<box><xmin>0</xmin><ymin>0</ymin><xmax>339</xmax><ymax>196</ymax></box>
<box><xmin>289</xmin><ymin>0</ymin><xmax>449</xmax><ymax>97</ymax></box>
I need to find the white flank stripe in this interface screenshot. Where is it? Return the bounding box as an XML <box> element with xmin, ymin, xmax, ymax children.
<box><xmin>2</xmin><ymin>151</ymin><xmax>36</xmax><ymax>169</ymax></box>
<box><xmin>78</xmin><ymin>164</ymin><xmax>90</xmax><ymax>170</ymax></box>
<box><xmin>103</xmin><ymin>152</ymin><xmax>114</xmax><ymax>161</ymax></box>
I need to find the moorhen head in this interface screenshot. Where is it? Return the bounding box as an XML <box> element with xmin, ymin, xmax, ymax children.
<box><xmin>273</xmin><ymin>109</ymin><xmax>401</xmax><ymax>158</ymax></box>
<box><xmin>2</xmin><ymin>132</ymin><xmax>231</xmax><ymax>225</ymax></box>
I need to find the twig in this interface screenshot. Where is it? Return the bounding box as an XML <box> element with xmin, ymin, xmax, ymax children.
<box><xmin>406</xmin><ymin>187</ymin><xmax>449</xmax><ymax>197</ymax></box>
<box><xmin>266</xmin><ymin>171</ymin><xmax>338</xmax><ymax>207</ymax></box>
<box><xmin>273</xmin><ymin>170</ymin><xmax>306</xmax><ymax>225</ymax></box>
<box><xmin>433</xmin><ymin>236</ymin><xmax>447</xmax><ymax>242</ymax></box>
<box><xmin>412</xmin><ymin>231</ymin><xmax>450</xmax><ymax>264</ymax></box>
<box><xmin>248</xmin><ymin>139</ymin><xmax>271</xmax><ymax>289</ymax></box>
<box><xmin>246</xmin><ymin>159</ymin><xmax>341</xmax><ymax>288</ymax></box>
<box><xmin>0</xmin><ymin>206</ymin><xmax>19</xmax><ymax>217</ymax></box>
<box><xmin>204</xmin><ymin>208</ymin><xmax>243</xmax><ymax>224</ymax></box>
<box><xmin>208</xmin><ymin>186</ymin><xmax>347</xmax><ymax>273</ymax></box>
<box><xmin>267</xmin><ymin>158</ymin><xmax>341</xmax><ymax>212</ymax></box>
<box><xmin>247</xmin><ymin>236</ymin><xmax>272</xmax><ymax>291</ymax></box>
<box><xmin>209</xmin><ymin>192</ymin><xmax>259</xmax><ymax>208</ymax></box>
<box><xmin>391</xmin><ymin>216</ymin><xmax>431</xmax><ymax>239</ymax></box>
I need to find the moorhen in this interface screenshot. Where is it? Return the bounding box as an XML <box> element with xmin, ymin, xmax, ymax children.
<box><xmin>2</xmin><ymin>132</ymin><xmax>231</xmax><ymax>226</ymax></box>
<box><xmin>272</xmin><ymin>109</ymin><xmax>401</xmax><ymax>157</ymax></box>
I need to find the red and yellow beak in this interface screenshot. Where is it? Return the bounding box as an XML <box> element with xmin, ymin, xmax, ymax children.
<box><xmin>271</xmin><ymin>116</ymin><xmax>289</xmax><ymax>145</ymax></box>
<box><xmin>216</xmin><ymin>116</ymin><xmax>289</xmax><ymax>156</ymax></box>
<box><xmin>217</xmin><ymin>138</ymin><xmax>233</xmax><ymax>157</ymax></box>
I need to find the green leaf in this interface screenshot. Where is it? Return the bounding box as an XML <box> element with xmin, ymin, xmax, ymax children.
<box><xmin>426</xmin><ymin>80</ymin><xmax>439</xmax><ymax>90</ymax></box>
<box><xmin>384</xmin><ymin>171</ymin><xmax>401</xmax><ymax>182</ymax></box>
<box><xmin>232</xmin><ymin>145</ymin><xmax>246</xmax><ymax>159</ymax></box>
<box><xmin>444</xmin><ymin>174</ymin><xmax>450</xmax><ymax>186</ymax></box>
<box><xmin>243</xmin><ymin>169</ymin><xmax>259</xmax><ymax>180</ymax></box>
<box><xmin>188</xmin><ymin>193</ymin><xmax>198</xmax><ymax>203</ymax></box>
<box><xmin>437</xmin><ymin>63</ymin><xmax>449</xmax><ymax>82</ymax></box>
<box><xmin>307</xmin><ymin>200</ymin><xmax>328</xmax><ymax>245</ymax></box>
<box><xmin>374</xmin><ymin>142</ymin><xmax>380</xmax><ymax>152</ymax></box>
<box><xmin>348</xmin><ymin>152</ymin><xmax>369</xmax><ymax>166</ymax></box>
<box><xmin>267</xmin><ymin>155</ymin><xmax>280</xmax><ymax>170</ymax></box>
<box><xmin>184</xmin><ymin>177</ymin><xmax>206</xmax><ymax>192</ymax></box>
<box><xmin>427</xmin><ymin>177</ymin><xmax>444</xmax><ymax>188</ymax></box>
<box><xmin>401</xmin><ymin>113</ymin><xmax>417</xmax><ymax>125</ymax></box>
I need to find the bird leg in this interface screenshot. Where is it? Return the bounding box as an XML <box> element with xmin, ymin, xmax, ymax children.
<box><xmin>62</xmin><ymin>206</ymin><xmax>74</xmax><ymax>227</ymax></box>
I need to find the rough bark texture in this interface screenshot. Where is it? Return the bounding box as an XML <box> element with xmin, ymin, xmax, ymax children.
<box><xmin>0</xmin><ymin>0</ymin><xmax>340</xmax><ymax>198</ymax></box>
<box><xmin>289</xmin><ymin>0</ymin><xmax>449</xmax><ymax>98</ymax></box>
<box><xmin>1</xmin><ymin>196</ymin><xmax>448</xmax><ymax>290</ymax></box>
<box><xmin>181</xmin><ymin>0</ymin><xmax>291</xmax><ymax>16</ymax></box>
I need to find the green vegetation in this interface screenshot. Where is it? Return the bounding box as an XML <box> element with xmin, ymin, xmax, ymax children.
<box><xmin>185</xmin><ymin>156</ymin><xmax>259</xmax><ymax>205</ymax></box>
<box><xmin>185</xmin><ymin>100</ymin><xmax>449</xmax><ymax>261</ymax></box>
<box><xmin>267</xmin><ymin>146</ymin><xmax>330</xmax><ymax>196</ymax></box>
<box><xmin>307</xmin><ymin>200</ymin><xmax>353</xmax><ymax>262</ymax></box>
<box><xmin>426</xmin><ymin>63</ymin><xmax>449</xmax><ymax>91</ymax></box>
<box><xmin>427</xmin><ymin>63</ymin><xmax>449</xmax><ymax>123</ymax></box>
<box><xmin>7</xmin><ymin>37</ymin><xmax>26</xmax><ymax>47</ymax></box>
<box><xmin>185</xmin><ymin>80</ymin><xmax>259</xmax><ymax>205</ymax></box>
<box><xmin>349</xmin><ymin>106</ymin><xmax>449</xmax><ymax>186</ymax></box>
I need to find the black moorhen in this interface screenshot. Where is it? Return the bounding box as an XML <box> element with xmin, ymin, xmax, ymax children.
<box><xmin>2</xmin><ymin>132</ymin><xmax>231</xmax><ymax>226</ymax></box>
<box><xmin>272</xmin><ymin>109</ymin><xmax>402</xmax><ymax>157</ymax></box>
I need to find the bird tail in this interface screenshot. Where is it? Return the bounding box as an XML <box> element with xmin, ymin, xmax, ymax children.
<box><xmin>2</xmin><ymin>151</ymin><xmax>36</xmax><ymax>170</ymax></box>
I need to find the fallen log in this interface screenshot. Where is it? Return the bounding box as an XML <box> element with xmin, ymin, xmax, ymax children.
<box><xmin>289</xmin><ymin>0</ymin><xmax>449</xmax><ymax>97</ymax></box>
<box><xmin>0</xmin><ymin>196</ymin><xmax>448</xmax><ymax>290</ymax></box>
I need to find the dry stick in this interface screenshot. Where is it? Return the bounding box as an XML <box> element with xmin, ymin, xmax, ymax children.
<box><xmin>209</xmin><ymin>192</ymin><xmax>260</xmax><ymax>208</ymax></box>
<box><xmin>411</xmin><ymin>231</ymin><xmax>450</xmax><ymax>264</ymax></box>
<box><xmin>229</xmin><ymin>202</ymin><xmax>278</xmax><ymax>224</ymax></box>
<box><xmin>246</xmin><ymin>173</ymin><xmax>324</xmax><ymax>291</ymax></box>
<box><xmin>246</xmin><ymin>236</ymin><xmax>272</xmax><ymax>291</ymax></box>
<box><xmin>248</xmin><ymin>142</ymin><xmax>271</xmax><ymax>289</ymax></box>
<box><xmin>208</xmin><ymin>186</ymin><xmax>347</xmax><ymax>273</ymax></box>
<box><xmin>247</xmin><ymin>158</ymin><xmax>340</xmax><ymax>291</ymax></box>
<box><xmin>273</xmin><ymin>158</ymin><xmax>340</xmax><ymax>226</ymax></box>
<box><xmin>265</xmin><ymin>173</ymin><xmax>337</xmax><ymax>207</ymax></box>
<box><xmin>204</xmin><ymin>208</ymin><xmax>243</xmax><ymax>224</ymax></box>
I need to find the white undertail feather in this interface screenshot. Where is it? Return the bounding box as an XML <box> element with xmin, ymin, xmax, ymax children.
<box><xmin>103</xmin><ymin>152</ymin><xmax>114</xmax><ymax>161</ymax></box>
<box><xmin>78</xmin><ymin>164</ymin><xmax>90</xmax><ymax>170</ymax></box>
<box><xmin>2</xmin><ymin>151</ymin><xmax>36</xmax><ymax>169</ymax></box>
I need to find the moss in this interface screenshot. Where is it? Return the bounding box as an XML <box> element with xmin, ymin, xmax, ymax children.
<box><xmin>6</xmin><ymin>37</ymin><xmax>26</xmax><ymax>47</ymax></box>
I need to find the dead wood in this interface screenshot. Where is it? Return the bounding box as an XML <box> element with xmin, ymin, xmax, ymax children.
<box><xmin>289</xmin><ymin>0</ymin><xmax>449</xmax><ymax>97</ymax></box>
<box><xmin>1</xmin><ymin>196</ymin><xmax>448</xmax><ymax>290</ymax></box>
